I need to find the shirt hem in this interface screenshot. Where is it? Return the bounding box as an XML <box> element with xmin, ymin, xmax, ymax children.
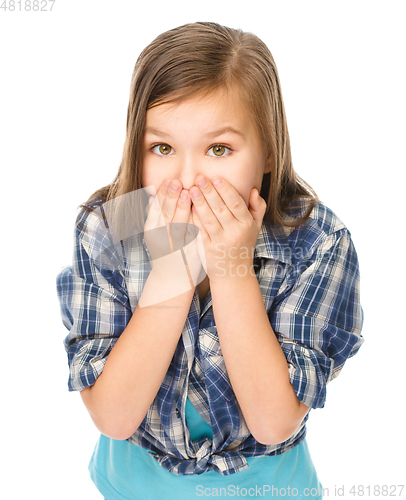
<box><xmin>89</xmin><ymin>460</ymin><xmax>131</xmax><ymax>500</ymax></box>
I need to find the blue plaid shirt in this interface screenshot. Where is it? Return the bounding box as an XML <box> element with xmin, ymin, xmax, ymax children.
<box><xmin>56</xmin><ymin>197</ymin><xmax>364</xmax><ymax>476</ymax></box>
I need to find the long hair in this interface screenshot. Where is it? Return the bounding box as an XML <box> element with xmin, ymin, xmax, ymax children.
<box><xmin>83</xmin><ymin>22</ymin><xmax>318</xmax><ymax>228</ymax></box>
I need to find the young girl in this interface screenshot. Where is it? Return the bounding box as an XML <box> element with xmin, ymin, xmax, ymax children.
<box><xmin>57</xmin><ymin>22</ymin><xmax>364</xmax><ymax>499</ymax></box>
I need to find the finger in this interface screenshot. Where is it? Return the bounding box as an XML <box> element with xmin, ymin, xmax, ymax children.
<box><xmin>207</xmin><ymin>176</ymin><xmax>252</xmax><ymax>224</ymax></box>
<box><xmin>144</xmin><ymin>193</ymin><xmax>162</xmax><ymax>232</ymax></box>
<box><xmin>190</xmin><ymin>185</ymin><xmax>223</xmax><ymax>238</ymax></box>
<box><xmin>145</xmin><ymin>179</ymin><xmax>171</xmax><ymax>230</ymax></box>
<box><xmin>185</xmin><ymin>206</ymin><xmax>198</xmax><ymax>243</ymax></box>
<box><xmin>191</xmin><ymin>205</ymin><xmax>208</xmax><ymax>273</ymax></box>
<box><xmin>191</xmin><ymin>204</ymin><xmax>209</xmax><ymax>241</ymax></box>
<box><xmin>170</xmin><ymin>189</ymin><xmax>193</xmax><ymax>252</ymax></box>
<box><xmin>160</xmin><ymin>179</ymin><xmax>183</xmax><ymax>224</ymax></box>
<box><xmin>180</xmin><ymin>210</ymin><xmax>203</xmax><ymax>286</ymax></box>
<box><xmin>191</xmin><ymin>176</ymin><xmax>235</xmax><ymax>228</ymax></box>
<box><xmin>248</xmin><ymin>188</ymin><xmax>267</xmax><ymax>229</ymax></box>
<box><xmin>172</xmin><ymin>189</ymin><xmax>192</xmax><ymax>225</ymax></box>
<box><xmin>150</xmin><ymin>179</ymin><xmax>182</xmax><ymax>252</ymax></box>
<box><xmin>145</xmin><ymin>195</ymin><xmax>155</xmax><ymax>216</ymax></box>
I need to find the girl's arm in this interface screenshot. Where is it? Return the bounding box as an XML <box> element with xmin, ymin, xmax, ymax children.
<box><xmin>210</xmin><ymin>275</ymin><xmax>310</xmax><ymax>446</ymax></box>
<box><xmin>80</xmin><ymin>266</ymin><xmax>195</xmax><ymax>441</ymax></box>
<box><xmin>78</xmin><ymin>179</ymin><xmax>200</xmax><ymax>440</ymax></box>
<box><xmin>188</xmin><ymin>177</ymin><xmax>363</xmax><ymax>446</ymax></box>
<box><xmin>189</xmin><ymin>178</ymin><xmax>309</xmax><ymax>444</ymax></box>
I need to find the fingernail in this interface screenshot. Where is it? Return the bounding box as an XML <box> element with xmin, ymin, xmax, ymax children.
<box><xmin>192</xmin><ymin>190</ymin><xmax>201</xmax><ymax>198</ymax></box>
<box><xmin>164</xmin><ymin>180</ymin><xmax>170</xmax><ymax>188</ymax></box>
<box><xmin>180</xmin><ymin>191</ymin><xmax>188</xmax><ymax>201</ymax></box>
<box><xmin>197</xmin><ymin>177</ymin><xmax>208</xmax><ymax>188</ymax></box>
<box><xmin>212</xmin><ymin>177</ymin><xmax>222</xmax><ymax>186</ymax></box>
<box><xmin>170</xmin><ymin>182</ymin><xmax>179</xmax><ymax>192</ymax></box>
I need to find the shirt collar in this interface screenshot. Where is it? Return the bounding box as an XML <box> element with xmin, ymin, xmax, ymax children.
<box><xmin>254</xmin><ymin>197</ymin><xmax>317</xmax><ymax>265</ymax></box>
<box><xmin>254</xmin><ymin>222</ymin><xmax>293</xmax><ymax>265</ymax></box>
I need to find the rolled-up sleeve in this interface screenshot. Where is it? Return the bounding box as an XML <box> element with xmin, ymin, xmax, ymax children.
<box><xmin>269</xmin><ymin>228</ymin><xmax>364</xmax><ymax>409</ymax></box>
<box><xmin>56</xmin><ymin>205</ymin><xmax>132</xmax><ymax>392</ymax></box>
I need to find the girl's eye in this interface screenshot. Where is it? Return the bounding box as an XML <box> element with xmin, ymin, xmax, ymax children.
<box><xmin>207</xmin><ymin>145</ymin><xmax>231</xmax><ymax>157</ymax></box>
<box><xmin>152</xmin><ymin>144</ymin><xmax>174</xmax><ymax>156</ymax></box>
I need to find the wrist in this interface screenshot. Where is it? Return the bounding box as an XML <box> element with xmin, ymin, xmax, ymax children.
<box><xmin>140</xmin><ymin>253</ymin><xmax>195</xmax><ymax>308</ymax></box>
<box><xmin>209</xmin><ymin>260</ymin><xmax>257</xmax><ymax>286</ymax></box>
<box><xmin>209</xmin><ymin>270</ymin><xmax>258</xmax><ymax>292</ymax></box>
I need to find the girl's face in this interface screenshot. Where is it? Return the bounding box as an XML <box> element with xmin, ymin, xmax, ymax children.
<box><xmin>141</xmin><ymin>88</ymin><xmax>271</xmax><ymax>206</ymax></box>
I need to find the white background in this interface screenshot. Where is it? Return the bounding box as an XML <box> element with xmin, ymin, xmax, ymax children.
<box><xmin>1</xmin><ymin>0</ymin><xmax>405</xmax><ymax>498</ymax></box>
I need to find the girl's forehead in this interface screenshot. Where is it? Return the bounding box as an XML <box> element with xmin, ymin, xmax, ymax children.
<box><xmin>145</xmin><ymin>88</ymin><xmax>253</xmax><ymax>131</ymax></box>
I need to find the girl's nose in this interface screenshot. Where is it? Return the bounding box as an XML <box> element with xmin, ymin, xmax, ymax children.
<box><xmin>175</xmin><ymin>158</ymin><xmax>201</xmax><ymax>191</ymax></box>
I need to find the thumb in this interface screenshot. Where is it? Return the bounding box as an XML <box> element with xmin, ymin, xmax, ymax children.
<box><xmin>248</xmin><ymin>188</ymin><xmax>267</xmax><ymax>227</ymax></box>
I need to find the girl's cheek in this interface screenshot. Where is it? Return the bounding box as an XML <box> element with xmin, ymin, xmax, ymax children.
<box><xmin>237</xmin><ymin>187</ymin><xmax>250</xmax><ymax>207</ymax></box>
<box><xmin>143</xmin><ymin>184</ymin><xmax>158</xmax><ymax>197</ymax></box>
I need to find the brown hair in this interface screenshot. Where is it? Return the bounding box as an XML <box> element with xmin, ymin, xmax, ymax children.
<box><xmin>83</xmin><ymin>21</ymin><xmax>319</xmax><ymax>228</ymax></box>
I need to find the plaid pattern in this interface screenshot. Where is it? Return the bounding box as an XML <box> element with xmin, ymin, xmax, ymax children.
<box><xmin>56</xmin><ymin>197</ymin><xmax>364</xmax><ymax>476</ymax></box>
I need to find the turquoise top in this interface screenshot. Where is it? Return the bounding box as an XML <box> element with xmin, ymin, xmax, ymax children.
<box><xmin>89</xmin><ymin>404</ymin><xmax>322</xmax><ymax>499</ymax></box>
<box><xmin>88</xmin><ymin>300</ymin><xmax>323</xmax><ymax>499</ymax></box>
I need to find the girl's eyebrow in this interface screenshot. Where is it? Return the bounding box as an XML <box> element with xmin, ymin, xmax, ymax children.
<box><xmin>144</xmin><ymin>126</ymin><xmax>246</xmax><ymax>140</ymax></box>
<box><xmin>203</xmin><ymin>127</ymin><xmax>246</xmax><ymax>139</ymax></box>
<box><xmin>144</xmin><ymin>128</ymin><xmax>172</xmax><ymax>139</ymax></box>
